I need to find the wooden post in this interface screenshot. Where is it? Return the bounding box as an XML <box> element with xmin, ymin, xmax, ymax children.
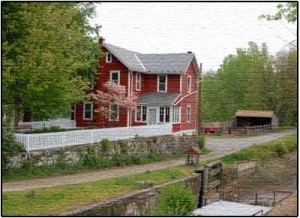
<box><xmin>255</xmin><ymin>193</ymin><xmax>258</xmax><ymax>205</ymax></box>
<box><xmin>237</xmin><ymin>187</ymin><xmax>240</xmax><ymax>203</ymax></box>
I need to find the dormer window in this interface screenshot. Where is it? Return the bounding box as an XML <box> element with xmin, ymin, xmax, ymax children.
<box><xmin>106</xmin><ymin>52</ymin><xmax>112</xmax><ymax>63</ymax></box>
<box><xmin>157</xmin><ymin>75</ymin><xmax>167</xmax><ymax>92</ymax></box>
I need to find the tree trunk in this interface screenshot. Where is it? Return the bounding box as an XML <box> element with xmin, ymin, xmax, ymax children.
<box><xmin>23</xmin><ymin>109</ymin><xmax>32</xmax><ymax>122</ymax></box>
<box><xmin>14</xmin><ymin>99</ymin><xmax>21</xmax><ymax>128</ymax></box>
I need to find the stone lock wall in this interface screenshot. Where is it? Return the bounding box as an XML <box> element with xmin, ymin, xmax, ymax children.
<box><xmin>8</xmin><ymin>134</ymin><xmax>197</xmax><ymax>169</ymax></box>
<box><xmin>59</xmin><ymin>174</ymin><xmax>202</xmax><ymax>216</ymax></box>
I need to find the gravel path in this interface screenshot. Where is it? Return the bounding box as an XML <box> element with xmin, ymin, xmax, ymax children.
<box><xmin>3</xmin><ymin>129</ymin><xmax>295</xmax><ymax>192</ymax></box>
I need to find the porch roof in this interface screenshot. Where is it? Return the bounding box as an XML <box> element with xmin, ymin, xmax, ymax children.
<box><xmin>137</xmin><ymin>92</ymin><xmax>180</xmax><ymax>106</ymax></box>
<box><xmin>235</xmin><ymin>110</ymin><xmax>275</xmax><ymax>118</ymax></box>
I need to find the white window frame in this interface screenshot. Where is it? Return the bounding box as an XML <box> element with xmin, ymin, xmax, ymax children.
<box><xmin>109</xmin><ymin>103</ymin><xmax>119</xmax><ymax>121</ymax></box>
<box><xmin>136</xmin><ymin>73</ymin><xmax>141</xmax><ymax>91</ymax></box>
<box><xmin>186</xmin><ymin>105</ymin><xmax>191</xmax><ymax>123</ymax></box>
<box><xmin>106</xmin><ymin>52</ymin><xmax>112</xmax><ymax>63</ymax></box>
<box><xmin>173</xmin><ymin>107</ymin><xmax>181</xmax><ymax>123</ymax></box>
<box><xmin>135</xmin><ymin>105</ymin><xmax>147</xmax><ymax>122</ymax></box>
<box><xmin>83</xmin><ymin>102</ymin><xmax>93</xmax><ymax>120</ymax></box>
<box><xmin>157</xmin><ymin>75</ymin><xmax>168</xmax><ymax>92</ymax></box>
<box><xmin>110</xmin><ymin>71</ymin><xmax>120</xmax><ymax>85</ymax></box>
<box><xmin>159</xmin><ymin>106</ymin><xmax>170</xmax><ymax>123</ymax></box>
<box><xmin>187</xmin><ymin>76</ymin><xmax>192</xmax><ymax>93</ymax></box>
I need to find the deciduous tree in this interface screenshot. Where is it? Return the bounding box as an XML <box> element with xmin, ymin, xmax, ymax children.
<box><xmin>92</xmin><ymin>81</ymin><xmax>138</xmax><ymax>117</ymax></box>
<box><xmin>2</xmin><ymin>2</ymin><xmax>101</xmax><ymax>126</ymax></box>
<box><xmin>260</xmin><ymin>2</ymin><xmax>297</xmax><ymax>23</ymax></box>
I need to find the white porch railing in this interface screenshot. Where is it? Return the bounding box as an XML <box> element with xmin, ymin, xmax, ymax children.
<box><xmin>15</xmin><ymin>123</ymin><xmax>172</xmax><ymax>151</ymax></box>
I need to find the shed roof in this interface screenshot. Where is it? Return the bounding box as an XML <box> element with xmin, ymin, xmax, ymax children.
<box><xmin>184</xmin><ymin>146</ymin><xmax>201</xmax><ymax>155</ymax></box>
<box><xmin>137</xmin><ymin>92</ymin><xmax>180</xmax><ymax>106</ymax></box>
<box><xmin>235</xmin><ymin>110</ymin><xmax>275</xmax><ymax>118</ymax></box>
<box><xmin>103</xmin><ymin>43</ymin><xmax>197</xmax><ymax>74</ymax></box>
<box><xmin>192</xmin><ymin>200</ymin><xmax>272</xmax><ymax>216</ymax></box>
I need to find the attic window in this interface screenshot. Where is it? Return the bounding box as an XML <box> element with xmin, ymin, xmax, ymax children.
<box><xmin>106</xmin><ymin>52</ymin><xmax>112</xmax><ymax>63</ymax></box>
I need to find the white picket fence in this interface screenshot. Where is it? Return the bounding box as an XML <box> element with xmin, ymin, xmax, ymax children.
<box><xmin>15</xmin><ymin>123</ymin><xmax>172</xmax><ymax>151</ymax></box>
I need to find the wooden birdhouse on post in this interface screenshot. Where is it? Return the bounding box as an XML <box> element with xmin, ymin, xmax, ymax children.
<box><xmin>184</xmin><ymin>146</ymin><xmax>201</xmax><ymax>165</ymax></box>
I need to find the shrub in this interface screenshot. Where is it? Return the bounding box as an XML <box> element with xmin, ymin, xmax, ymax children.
<box><xmin>101</xmin><ymin>138</ymin><xmax>111</xmax><ymax>154</ymax></box>
<box><xmin>2</xmin><ymin>116</ymin><xmax>24</xmax><ymax>169</ymax></box>
<box><xmin>154</xmin><ymin>184</ymin><xmax>195</xmax><ymax>216</ymax></box>
<box><xmin>274</xmin><ymin>142</ymin><xmax>287</xmax><ymax>157</ymax></box>
<box><xmin>81</xmin><ymin>154</ymin><xmax>106</xmax><ymax>169</ymax></box>
<box><xmin>197</xmin><ymin>134</ymin><xmax>205</xmax><ymax>150</ymax></box>
<box><xmin>118</xmin><ymin>140</ymin><xmax>128</xmax><ymax>154</ymax></box>
<box><xmin>22</xmin><ymin>159</ymin><xmax>33</xmax><ymax>171</ymax></box>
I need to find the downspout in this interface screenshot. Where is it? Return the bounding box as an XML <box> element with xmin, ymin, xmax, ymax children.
<box><xmin>127</xmin><ymin>70</ymin><xmax>131</xmax><ymax>127</ymax></box>
<box><xmin>130</xmin><ymin>71</ymin><xmax>133</xmax><ymax>126</ymax></box>
<box><xmin>196</xmin><ymin>63</ymin><xmax>203</xmax><ymax>135</ymax></box>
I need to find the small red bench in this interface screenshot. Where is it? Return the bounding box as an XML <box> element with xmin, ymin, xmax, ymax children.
<box><xmin>201</xmin><ymin>127</ymin><xmax>218</xmax><ymax>134</ymax></box>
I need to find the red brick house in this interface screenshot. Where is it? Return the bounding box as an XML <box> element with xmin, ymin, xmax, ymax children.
<box><xmin>75</xmin><ymin>37</ymin><xmax>201</xmax><ymax>132</ymax></box>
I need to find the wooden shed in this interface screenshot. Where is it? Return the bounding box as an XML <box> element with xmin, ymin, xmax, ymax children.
<box><xmin>235</xmin><ymin>110</ymin><xmax>278</xmax><ymax>129</ymax></box>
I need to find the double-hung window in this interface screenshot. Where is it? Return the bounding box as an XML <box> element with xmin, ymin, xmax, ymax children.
<box><xmin>173</xmin><ymin>107</ymin><xmax>181</xmax><ymax>123</ymax></box>
<box><xmin>110</xmin><ymin>71</ymin><xmax>120</xmax><ymax>84</ymax></box>
<box><xmin>109</xmin><ymin>103</ymin><xmax>119</xmax><ymax>121</ymax></box>
<box><xmin>186</xmin><ymin>105</ymin><xmax>191</xmax><ymax>123</ymax></box>
<box><xmin>136</xmin><ymin>105</ymin><xmax>147</xmax><ymax>122</ymax></box>
<box><xmin>83</xmin><ymin>102</ymin><xmax>93</xmax><ymax>120</ymax></box>
<box><xmin>159</xmin><ymin>107</ymin><xmax>170</xmax><ymax>123</ymax></box>
<box><xmin>187</xmin><ymin>76</ymin><xmax>192</xmax><ymax>93</ymax></box>
<box><xmin>136</xmin><ymin>73</ymin><xmax>141</xmax><ymax>91</ymax></box>
<box><xmin>106</xmin><ymin>52</ymin><xmax>112</xmax><ymax>63</ymax></box>
<box><xmin>157</xmin><ymin>75</ymin><xmax>167</xmax><ymax>92</ymax></box>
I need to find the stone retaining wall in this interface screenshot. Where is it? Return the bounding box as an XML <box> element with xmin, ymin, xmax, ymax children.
<box><xmin>8</xmin><ymin>134</ymin><xmax>197</xmax><ymax>169</ymax></box>
<box><xmin>58</xmin><ymin>174</ymin><xmax>201</xmax><ymax>216</ymax></box>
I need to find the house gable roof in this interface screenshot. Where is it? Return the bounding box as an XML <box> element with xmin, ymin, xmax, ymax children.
<box><xmin>137</xmin><ymin>53</ymin><xmax>195</xmax><ymax>74</ymax></box>
<box><xmin>103</xmin><ymin>43</ymin><xmax>198</xmax><ymax>75</ymax></box>
<box><xmin>104</xmin><ymin>43</ymin><xmax>145</xmax><ymax>72</ymax></box>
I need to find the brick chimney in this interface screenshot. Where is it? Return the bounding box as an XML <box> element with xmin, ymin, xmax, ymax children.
<box><xmin>99</xmin><ymin>36</ymin><xmax>105</xmax><ymax>45</ymax></box>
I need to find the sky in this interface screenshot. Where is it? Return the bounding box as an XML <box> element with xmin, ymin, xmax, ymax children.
<box><xmin>90</xmin><ymin>2</ymin><xmax>296</xmax><ymax>72</ymax></box>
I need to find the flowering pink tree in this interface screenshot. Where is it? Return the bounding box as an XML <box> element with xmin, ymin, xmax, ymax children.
<box><xmin>92</xmin><ymin>81</ymin><xmax>138</xmax><ymax>117</ymax></box>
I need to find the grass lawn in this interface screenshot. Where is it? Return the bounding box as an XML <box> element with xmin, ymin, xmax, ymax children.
<box><xmin>2</xmin><ymin>134</ymin><xmax>296</xmax><ymax>216</ymax></box>
<box><xmin>2</xmin><ymin>165</ymin><xmax>198</xmax><ymax>216</ymax></box>
<box><xmin>220</xmin><ymin>134</ymin><xmax>296</xmax><ymax>165</ymax></box>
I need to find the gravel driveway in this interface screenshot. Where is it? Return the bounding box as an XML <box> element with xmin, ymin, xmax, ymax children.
<box><xmin>3</xmin><ymin>129</ymin><xmax>296</xmax><ymax>192</ymax></box>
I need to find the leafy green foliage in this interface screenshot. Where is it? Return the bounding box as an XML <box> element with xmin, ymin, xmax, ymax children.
<box><xmin>100</xmin><ymin>138</ymin><xmax>111</xmax><ymax>153</ymax></box>
<box><xmin>154</xmin><ymin>184</ymin><xmax>195</xmax><ymax>216</ymax></box>
<box><xmin>118</xmin><ymin>140</ymin><xmax>128</xmax><ymax>154</ymax></box>
<box><xmin>196</xmin><ymin>134</ymin><xmax>205</xmax><ymax>150</ymax></box>
<box><xmin>259</xmin><ymin>3</ymin><xmax>297</xmax><ymax>23</ymax></box>
<box><xmin>3</xmin><ymin>148</ymin><xmax>167</xmax><ymax>181</ymax></box>
<box><xmin>2</xmin><ymin>115</ymin><xmax>24</xmax><ymax>169</ymax></box>
<box><xmin>2</xmin><ymin>2</ymin><xmax>101</xmax><ymax>123</ymax></box>
<box><xmin>202</xmin><ymin>43</ymin><xmax>297</xmax><ymax>126</ymax></box>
